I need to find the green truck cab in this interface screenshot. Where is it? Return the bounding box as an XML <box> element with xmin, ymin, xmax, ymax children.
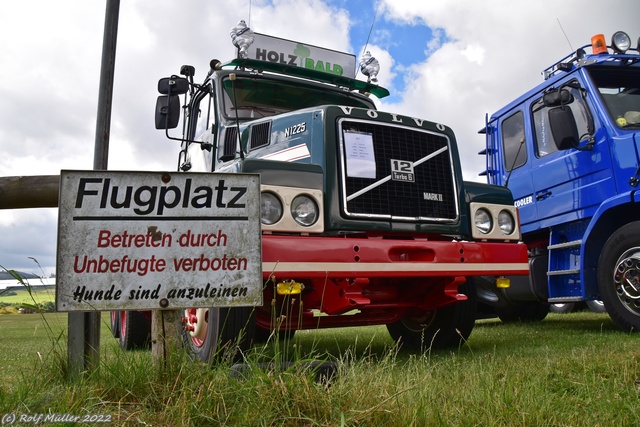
<box><xmin>143</xmin><ymin>29</ymin><xmax>529</xmax><ymax>361</ymax></box>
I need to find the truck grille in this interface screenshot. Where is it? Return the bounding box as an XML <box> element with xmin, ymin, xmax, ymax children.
<box><xmin>338</xmin><ymin>119</ymin><xmax>458</xmax><ymax>222</ymax></box>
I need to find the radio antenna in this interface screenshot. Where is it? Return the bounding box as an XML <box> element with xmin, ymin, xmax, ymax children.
<box><xmin>556</xmin><ymin>18</ymin><xmax>573</xmax><ymax>51</ymax></box>
<box><xmin>356</xmin><ymin>3</ymin><xmax>379</xmax><ymax>78</ymax></box>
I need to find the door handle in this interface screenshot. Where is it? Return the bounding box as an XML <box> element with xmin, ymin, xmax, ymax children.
<box><xmin>536</xmin><ymin>191</ymin><xmax>552</xmax><ymax>200</ymax></box>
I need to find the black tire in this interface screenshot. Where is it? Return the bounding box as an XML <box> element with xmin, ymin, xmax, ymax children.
<box><xmin>182</xmin><ymin>307</ymin><xmax>255</xmax><ymax>364</ymax></box>
<box><xmin>110</xmin><ymin>310</ymin><xmax>120</xmax><ymax>338</ymax></box>
<box><xmin>119</xmin><ymin>311</ymin><xmax>151</xmax><ymax>350</ymax></box>
<box><xmin>496</xmin><ymin>302</ymin><xmax>549</xmax><ymax>323</ymax></box>
<box><xmin>597</xmin><ymin>222</ymin><xmax>640</xmax><ymax>332</ymax></box>
<box><xmin>386</xmin><ymin>278</ymin><xmax>477</xmax><ymax>351</ymax></box>
<box><xmin>586</xmin><ymin>299</ymin><xmax>606</xmax><ymax>313</ymax></box>
<box><xmin>549</xmin><ymin>303</ymin><xmax>577</xmax><ymax>314</ymax></box>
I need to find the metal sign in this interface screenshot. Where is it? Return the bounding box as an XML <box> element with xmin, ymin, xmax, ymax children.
<box><xmin>248</xmin><ymin>33</ymin><xmax>356</xmax><ymax>78</ymax></box>
<box><xmin>56</xmin><ymin>170</ymin><xmax>262</xmax><ymax>311</ymax></box>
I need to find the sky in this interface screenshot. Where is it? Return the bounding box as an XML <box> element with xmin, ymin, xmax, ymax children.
<box><xmin>0</xmin><ymin>0</ymin><xmax>638</xmax><ymax>276</ymax></box>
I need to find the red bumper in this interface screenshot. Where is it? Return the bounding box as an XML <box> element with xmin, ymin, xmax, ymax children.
<box><xmin>261</xmin><ymin>235</ymin><xmax>529</xmax><ymax>278</ymax></box>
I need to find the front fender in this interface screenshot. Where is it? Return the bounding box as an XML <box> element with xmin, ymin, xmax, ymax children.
<box><xmin>582</xmin><ymin>190</ymin><xmax>640</xmax><ymax>297</ymax></box>
<box><xmin>464</xmin><ymin>181</ymin><xmax>515</xmax><ymax>205</ymax></box>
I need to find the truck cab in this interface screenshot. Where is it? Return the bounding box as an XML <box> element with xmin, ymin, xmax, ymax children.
<box><xmin>147</xmin><ymin>28</ymin><xmax>529</xmax><ymax>362</ymax></box>
<box><xmin>481</xmin><ymin>31</ymin><xmax>640</xmax><ymax>332</ymax></box>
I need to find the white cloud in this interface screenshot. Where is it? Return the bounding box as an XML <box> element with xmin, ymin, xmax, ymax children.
<box><xmin>379</xmin><ymin>0</ymin><xmax>640</xmax><ymax>181</ymax></box>
<box><xmin>0</xmin><ymin>209</ymin><xmax>58</xmax><ymax>276</ymax></box>
<box><xmin>460</xmin><ymin>44</ymin><xmax>485</xmax><ymax>65</ymax></box>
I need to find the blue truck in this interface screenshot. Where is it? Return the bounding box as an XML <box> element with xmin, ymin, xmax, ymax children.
<box><xmin>479</xmin><ymin>31</ymin><xmax>640</xmax><ymax>332</ymax></box>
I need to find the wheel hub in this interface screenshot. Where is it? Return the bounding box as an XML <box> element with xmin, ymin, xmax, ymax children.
<box><xmin>401</xmin><ymin>311</ymin><xmax>436</xmax><ymax>332</ymax></box>
<box><xmin>613</xmin><ymin>249</ymin><xmax>640</xmax><ymax>314</ymax></box>
<box><xmin>183</xmin><ymin>308</ymin><xmax>209</xmax><ymax>345</ymax></box>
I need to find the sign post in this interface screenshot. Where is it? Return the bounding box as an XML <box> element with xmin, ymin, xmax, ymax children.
<box><xmin>57</xmin><ymin>171</ymin><xmax>262</xmax><ymax>362</ymax></box>
<box><xmin>67</xmin><ymin>0</ymin><xmax>120</xmax><ymax>379</ymax></box>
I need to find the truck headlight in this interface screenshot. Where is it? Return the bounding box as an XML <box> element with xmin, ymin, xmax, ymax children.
<box><xmin>291</xmin><ymin>195</ymin><xmax>319</xmax><ymax>226</ymax></box>
<box><xmin>261</xmin><ymin>192</ymin><xmax>283</xmax><ymax>225</ymax></box>
<box><xmin>498</xmin><ymin>210</ymin><xmax>515</xmax><ymax>235</ymax></box>
<box><xmin>474</xmin><ymin>208</ymin><xmax>492</xmax><ymax>234</ymax></box>
<box><xmin>611</xmin><ymin>31</ymin><xmax>631</xmax><ymax>53</ymax></box>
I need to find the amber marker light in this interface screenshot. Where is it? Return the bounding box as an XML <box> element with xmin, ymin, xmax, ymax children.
<box><xmin>496</xmin><ymin>277</ymin><xmax>511</xmax><ymax>289</ymax></box>
<box><xmin>591</xmin><ymin>34</ymin><xmax>608</xmax><ymax>54</ymax></box>
<box><xmin>277</xmin><ymin>280</ymin><xmax>305</xmax><ymax>295</ymax></box>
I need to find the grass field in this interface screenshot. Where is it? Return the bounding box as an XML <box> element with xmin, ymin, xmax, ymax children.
<box><xmin>0</xmin><ymin>287</ymin><xmax>55</xmax><ymax>306</ymax></box>
<box><xmin>0</xmin><ymin>310</ymin><xmax>638</xmax><ymax>426</ymax></box>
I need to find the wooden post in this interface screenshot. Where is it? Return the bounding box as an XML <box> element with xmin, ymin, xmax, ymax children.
<box><xmin>151</xmin><ymin>309</ymin><xmax>184</xmax><ymax>368</ymax></box>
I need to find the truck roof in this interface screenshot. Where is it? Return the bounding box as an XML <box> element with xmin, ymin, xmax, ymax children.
<box><xmin>486</xmin><ymin>47</ymin><xmax>640</xmax><ymax>125</ymax></box>
<box><xmin>223</xmin><ymin>58</ymin><xmax>390</xmax><ymax>99</ymax></box>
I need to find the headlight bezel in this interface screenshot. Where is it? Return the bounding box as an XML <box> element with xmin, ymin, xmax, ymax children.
<box><xmin>470</xmin><ymin>202</ymin><xmax>520</xmax><ymax>241</ymax></box>
<box><xmin>260</xmin><ymin>184</ymin><xmax>324</xmax><ymax>233</ymax></box>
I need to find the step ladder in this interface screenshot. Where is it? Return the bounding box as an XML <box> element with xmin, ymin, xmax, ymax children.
<box><xmin>546</xmin><ymin>222</ymin><xmax>588</xmax><ymax>301</ymax></box>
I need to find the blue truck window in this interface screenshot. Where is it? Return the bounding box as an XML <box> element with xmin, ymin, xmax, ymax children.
<box><xmin>501</xmin><ymin>111</ymin><xmax>526</xmax><ymax>171</ymax></box>
<box><xmin>589</xmin><ymin>67</ymin><xmax>640</xmax><ymax>128</ymax></box>
<box><xmin>532</xmin><ymin>84</ymin><xmax>591</xmax><ymax>157</ymax></box>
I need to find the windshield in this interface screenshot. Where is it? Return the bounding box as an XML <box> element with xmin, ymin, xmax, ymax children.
<box><xmin>589</xmin><ymin>66</ymin><xmax>640</xmax><ymax>129</ymax></box>
<box><xmin>220</xmin><ymin>75</ymin><xmax>375</xmax><ymax>120</ymax></box>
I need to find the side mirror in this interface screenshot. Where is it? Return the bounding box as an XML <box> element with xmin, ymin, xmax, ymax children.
<box><xmin>548</xmin><ymin>106</ymin><xmax>579</xmax><ymax>150</ymax></box>
<box><xmin>543</xmin><ymin>89</ymin><xmax>574</xmax><ymax>107</ymax></box>
<box><xmin>157</xmin><ymin>76</ymin><xmax>189</xmax><ymax>95</ymax></box>
<box><xmin>154</xmin><ymin>95</ymin><xmax>180</xmax><ymax>129</ymax></box>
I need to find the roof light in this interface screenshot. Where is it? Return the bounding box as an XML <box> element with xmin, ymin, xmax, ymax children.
<box><xmin>591</xmin><ymin>34</ymin><xmax>608</xmax><ymax>54</ymax></box>
<box><xmin>611</xmin><ymin>31</ymin><xmax>631</xmax><ymax>53</ymax></box>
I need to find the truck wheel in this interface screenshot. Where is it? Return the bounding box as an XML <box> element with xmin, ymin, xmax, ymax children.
<box><xmin>586</xmin><ymin>299</ymin><xmax>606</xmax><ymax>313</ymax></box>
<box><xmin>110</xmin><ymin>310</ymin><xmax>120</xmax><ymax>338</ymax></box>
<box><xmin>182</xmin><ymin>307</ymin><xmax>255</xmax><ymax>363</ymax></box>
<box><xmin>119</xmin><ymin>311</ymin><xmax>151</xmax><ymax>350</ymax></box>
<box><xmin>549</xmin><ymin>303</ymin><xmax>576</xmax><ymax>314</ymax></box>
<box><xmin>386</xmin><ymin>278</ymin><xmax>477</xmax><ymax>351</ymax></box>
<box><xmin>597</xmin><ymin>222</ymin><xmax>640</xmax><ymax>332</ymax></box>
<box><xmin>496</xmin><ymin>302</ymin><xmax>549</xmax><ymax>323</ymax></box>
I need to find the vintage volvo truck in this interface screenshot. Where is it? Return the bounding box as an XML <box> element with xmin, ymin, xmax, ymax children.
<box><xmin>114</xmin><ymin>28</ymin><xmax>528</xmax><ymax>361</ymax></box>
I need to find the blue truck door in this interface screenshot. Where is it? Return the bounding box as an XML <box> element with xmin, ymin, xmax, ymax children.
<box><xmin>493</xmin><ymin>110</ymin><xmax>537</xmax><ymax>232</ymax></box>
<box><xmin>528</xmin><ymin>82</ymin><xmax>612</xmax><ymax>228</ymax></box>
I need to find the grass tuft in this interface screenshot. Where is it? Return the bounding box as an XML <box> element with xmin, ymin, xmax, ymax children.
<box><xmin>1</xmin><ymin>306</ymin><xmax>639</xmax><ymax>425</ymax></box>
